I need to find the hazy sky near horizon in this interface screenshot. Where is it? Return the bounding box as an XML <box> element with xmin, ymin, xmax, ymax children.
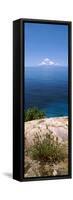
<box><xmin>24</xmin><ymin>23</ymin><xmax>68</xmax><ymax>67</ymax></box>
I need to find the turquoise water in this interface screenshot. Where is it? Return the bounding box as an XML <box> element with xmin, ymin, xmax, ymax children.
<box><xmin>25</xmin><ymin>66</ymin><xmax>68</xmax><ymax>117</ymax></box>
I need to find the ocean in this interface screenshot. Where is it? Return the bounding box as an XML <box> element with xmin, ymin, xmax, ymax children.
<box><xmin>24</xmin><ymin>66</ymin><xmax>68</xmax><ymax>117</ymax></box>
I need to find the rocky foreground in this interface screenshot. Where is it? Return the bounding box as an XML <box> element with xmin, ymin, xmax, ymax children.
<box><xmin>24</xmin><ymin>117</ymin><xmax>68</xmax><ymax>177</ymax></box>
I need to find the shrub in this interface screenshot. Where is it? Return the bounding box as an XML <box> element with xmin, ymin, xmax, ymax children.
<box><xmin>24</xmin><ymin>107</ymin><xmax>45</xmax><ymax>121</ymax></box>
<box><xmin>29</xmin><ymin>130</ymin><xmax>67</xmax><ymax>164</ymax></box>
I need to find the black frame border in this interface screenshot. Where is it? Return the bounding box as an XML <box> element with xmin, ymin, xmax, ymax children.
<box><xmin>13</xmin><ymin>18</ymin><xmax>72</xmax><ymax>181</ymax></box>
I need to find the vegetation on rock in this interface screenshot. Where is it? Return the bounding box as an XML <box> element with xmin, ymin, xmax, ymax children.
<box><xmin>28</xmin><ymin>130</ymin><xmax>67</xmax><ymax>164</ymax></box>
<box><xmin>24</xmin><ymin>107</ymin><xmax>45</xmax><ymax>121</ymax></box>
<box><xmin>24</xmin><ymin>118</ymin><xmax>68</xmax><ymax>177</ymax></box>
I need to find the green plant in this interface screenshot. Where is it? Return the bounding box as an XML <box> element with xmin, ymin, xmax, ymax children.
<box><xmin>24</xmin><ymin>107</ymin><xmax>45</xmax><ymax>121</ymax></box>
<box><xmin>29</xmin><ymin>130</ymin><xmax>67</xmax><ymax>164</ymax></box>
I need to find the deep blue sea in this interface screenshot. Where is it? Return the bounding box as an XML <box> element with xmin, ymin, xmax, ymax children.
<box><xmin>25</xmin><ymin>66</ymin><xmax>68</xmax><ymax>117</ymax></box>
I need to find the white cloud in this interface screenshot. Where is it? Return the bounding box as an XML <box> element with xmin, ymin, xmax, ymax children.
<box><xmin>40</xmin><ymin>61</ymin><xmax>46</xmax><ymax>65</ymax></box>
<box><xmin>44</xmin><ymin>58</ymin><xmax>50</xmax><ymax>62</ymax></box>
<box><xmin>39</xmin><ymin>58</ymin><xmax>58</xmax><ymax>66</ymax></box>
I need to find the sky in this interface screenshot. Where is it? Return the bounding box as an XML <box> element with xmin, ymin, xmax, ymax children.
<box><xmin>24</xmin><ymin>23</ymin><xmax>68</xmax><ymax>67</ymax></box>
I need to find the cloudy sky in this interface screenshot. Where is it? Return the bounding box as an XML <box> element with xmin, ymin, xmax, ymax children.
<box><xmin>25</xmin><ymin>23</ymin><xmax>68</xmax><ymax>67</ymax></box>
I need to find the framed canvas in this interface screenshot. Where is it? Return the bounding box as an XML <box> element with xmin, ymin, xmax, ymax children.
<box><xmin>13</xmin><ymin>18</ymin><xmax>72</xmax><ymax>181</ymax></box>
